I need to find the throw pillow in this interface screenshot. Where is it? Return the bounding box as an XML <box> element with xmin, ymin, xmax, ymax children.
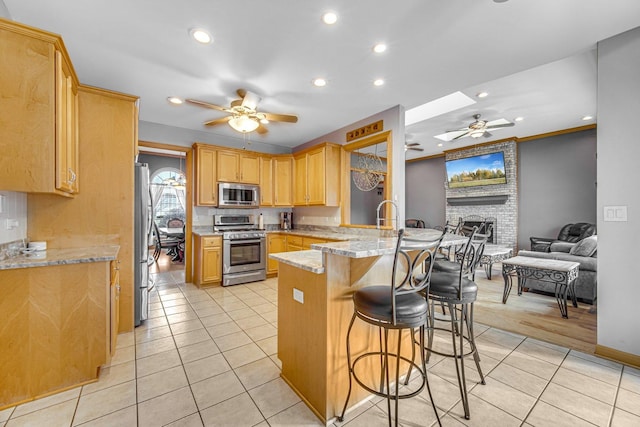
<box><xmin>569</xmin><ymin>235</ymin><xmax>597</xmax><ymax>257</ymax></box>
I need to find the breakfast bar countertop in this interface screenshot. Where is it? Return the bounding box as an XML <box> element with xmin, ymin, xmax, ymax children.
<box><xmin>0</xmin><ymin>245</ymin><xmax>120</xmax><ymax>270</ymax></box>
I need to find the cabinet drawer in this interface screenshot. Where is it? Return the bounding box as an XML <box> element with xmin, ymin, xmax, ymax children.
<box><xmin>203</xmin><ymin>236</ymin><xmax>221</xmax><ymax>247</ymax></box>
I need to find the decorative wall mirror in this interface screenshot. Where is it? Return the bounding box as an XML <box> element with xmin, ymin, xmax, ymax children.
<box><xmin>341</xmin><ymin>130</ymin><xmax>393</xmax><ymax>228</ymax></box>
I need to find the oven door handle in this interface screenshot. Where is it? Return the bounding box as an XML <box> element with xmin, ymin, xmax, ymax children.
<box><xmin>226</xmin><ymin>238</ymin><xmax>264</xmax><ymax>244</ymax></box>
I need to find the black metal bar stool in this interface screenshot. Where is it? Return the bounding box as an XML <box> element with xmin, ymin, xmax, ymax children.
<box><xmin>425</xmin><ymin>226</ymin><xmax>489</xmax><ymax>420</ymax></box>
<box><xmin>338</xmin><ymin>229</ymin><xmax>445</xmax><ymax>427</ymax></box>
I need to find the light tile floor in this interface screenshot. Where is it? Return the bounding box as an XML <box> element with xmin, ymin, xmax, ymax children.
<box><xmin>2</xmin><ymin>271</ymin><xmax>639</xmax><ymax>426</ymax></box>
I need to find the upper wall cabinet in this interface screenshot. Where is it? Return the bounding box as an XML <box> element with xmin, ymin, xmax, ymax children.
<box><xmin>194</xmin><ymin>144</ymin><xmax>217</xmax><ymax>206</ymax></box>
<box><xmin>293</xmin><ymin>143</ymin><xmax>341</xmax><ymax>206</ymax></box>
<box><xmin>260</xmin><ymin>155</ymin><xmax>293</xmax><ymax>207</ymax></box>
<box><xmin>0</xmin><ymin>19</ymin><xmax>79</xmax><ymax>196</ymax></box>
<box><xmin>217</xmin><ymin>150</ymin><xmax>260</xmax><ymax>184</ymax></box>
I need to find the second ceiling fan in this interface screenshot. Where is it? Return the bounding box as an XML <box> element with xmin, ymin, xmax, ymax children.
<box><xmin>186</xmin><ymin>89</ymin><xmax>298</xmax><ymax>134</ymax></box>
<box><xmin>440</xmin><ymin>114</ymin><xmax>515</xmax><ymax>141</ymax></box>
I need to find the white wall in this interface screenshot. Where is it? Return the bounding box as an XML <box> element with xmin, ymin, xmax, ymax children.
<box><xmin>597</xmin><ymin>26</ymin><xmax>640</xmax><ymax>356</ymax></box>
<box><xmin>0</xmin><ymin>0</ymin><xmax>10</xmax><ymax>18</ymax></box>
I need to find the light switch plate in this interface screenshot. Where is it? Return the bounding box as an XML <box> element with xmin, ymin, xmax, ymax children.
<box><xmin>293</xmin><ymin>288</ymin><xmax>304</xmax><ymax>304</ymax></box>
<box><xmin>604</xmin><ymin>205</ymin><xmax>628</xmax><ymax>222</ymax></box>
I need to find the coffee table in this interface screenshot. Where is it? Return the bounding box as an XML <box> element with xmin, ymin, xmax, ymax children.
<box><xmin>479</xmin><ymin>245</ymin><xmax>513</xmax><ymax>279</ymax></box>
<box><xmin>501</xmin><ymin>256</ymin><xmax>580</xmax><ymax>318</ymax></box>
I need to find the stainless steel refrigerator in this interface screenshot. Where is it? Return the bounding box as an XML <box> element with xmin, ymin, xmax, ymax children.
<box><xmin>134</xmin><ymin>162</ymin><xmax>153</xmax><ymax>326</ymax></box>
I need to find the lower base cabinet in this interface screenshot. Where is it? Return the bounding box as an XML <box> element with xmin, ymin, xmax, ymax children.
<box><xmin>267</xmin><ymin>233</ymin><xmax>336</xmax><ymax>276</ymax></box>
<box><xmin>194</xmin><ymin>235</ymin><xmax>222</xmax><ymax>286</ymax></box>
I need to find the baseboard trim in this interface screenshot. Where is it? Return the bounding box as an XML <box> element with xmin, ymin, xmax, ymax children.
<box><xmin>595</xmin><ymin>344</ymin><xmax>640</xmax><ymax>368</ymax></box>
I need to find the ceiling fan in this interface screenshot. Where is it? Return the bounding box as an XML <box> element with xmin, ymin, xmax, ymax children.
<box><xmin>404</xmin><ymin>142</ymin><xmax>424</xmax><ymax>152</ymax></box>
<box><xmin>186</xmin><ymin>89</ymin><xmax>298</xmax><ymax>134</ymax></box>
<box><xmin>439</xmin><ymin>114</ymin><xmax>515</xmax><ymax>141</ymax></box>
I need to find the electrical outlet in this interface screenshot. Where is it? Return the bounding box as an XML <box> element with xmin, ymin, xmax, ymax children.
<box><xmin>293</xmin><ymin>288</ymin><xmax>304</xmax><ymax>304</ymax></box>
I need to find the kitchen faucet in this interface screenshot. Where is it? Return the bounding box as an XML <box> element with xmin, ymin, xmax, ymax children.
<box><xmin>376</xmin><ymin>199</ymin><xmax>399</xmax><ymax>232</ymax></box>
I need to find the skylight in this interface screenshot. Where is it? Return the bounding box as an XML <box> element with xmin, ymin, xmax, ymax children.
<box><xmin>405</xmin><ymin>91</ymin><xmax>476</xmax><ymax>126</ymax></box>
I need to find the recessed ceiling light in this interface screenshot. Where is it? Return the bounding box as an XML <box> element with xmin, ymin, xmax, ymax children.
<box><xmin>514</xmin><ymin>116</ymin><xmax>524</xmax><ymax>122</ymax></box>
<box><xmin>477</xmin><ymin>91</ymin><xmax>489</xmax><ymax>98</ymax></box>
<box><xmin>313</xmin><ymin>78</ymin><xmax>327</xmax><ymax>87</ymax></box>
<box><xmin>190</xmin><ymin>28</ymin><xmax>212</xmax><ymax>44</ymax></box>
<box><xmin>582</xmin><ymin>115</ymin><xmax>594</xmax><ymax>121</ymax></box>
<box><xmin>322</xmin><ymin>11</ymin><xmax>338</xmax><ymax>25</ymax></box>
<box><xmin>373</xmin><ymin>79</ymin><xmax>385</xmax><ymax>87</ymax></box>
<box><xmin>437</xmin><ymin>143</ymin><xmax>443</xmax><ymax>147</ymax></box>
<box><xmin>167</xmin><ymin>97</ymin><xmax>183</xmax><ymax>105</ymax></box>
<box><xmin>373</xmin><ymin>43</ymin><xmax>387</xmax><ymax>54</ymax></box>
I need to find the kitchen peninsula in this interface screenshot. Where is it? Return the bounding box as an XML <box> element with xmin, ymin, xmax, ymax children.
<box><xmin>0</xmin><ymin>246</ymin><xmax>120</xmax><ymax>409</ymax></box>
<box><xmin>270</xmin><ymin>230</ymin><xmax>460</xmax><ymax>423</ymax></box>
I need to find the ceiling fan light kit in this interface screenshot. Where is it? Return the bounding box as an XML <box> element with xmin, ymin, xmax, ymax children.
<box><xmin>228</xmin><ymin>115</ymin><xmax>259</xmax><ymax>133</ymax></box>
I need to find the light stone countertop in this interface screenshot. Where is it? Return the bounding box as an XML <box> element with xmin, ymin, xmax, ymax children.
<box><xmin>269</xmin><ymin>250</ymin><xmax>325</xmax><ymax>274</ymax></box>
<box><xmin>0</xmin><ymin>245</ymin><xmax>120</xmax><ymax>270</ymax></box>
<box><xmin>270</xmin><ymin>229</ymin><xmax>468</xmax><ymax>273</ymax></box>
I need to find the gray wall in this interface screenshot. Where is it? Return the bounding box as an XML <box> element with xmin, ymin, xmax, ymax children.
<box><xmin>405</xmin><ymin>157</ymin><xmax>446</xmax><ymax>228</ymax></box>
<box><xmin>597</xmin><ymin>26</ymin><xmax>640</xmax><ymax>356</ymax></box>
<box><xmin>518</xmin><ymin>129</ymin><xmax>597</xmax><ymax>249</ymax></box>
<box><xmin>138</xmin><ymin>153</ymin><xmax>182</xmax><ymax>176</ymax></box>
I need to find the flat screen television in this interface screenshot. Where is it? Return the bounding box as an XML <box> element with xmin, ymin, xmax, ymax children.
<box><xmin>445</xmin><ymin>151</ymin><xmax>507</xmax><ymax>188</ymax></box>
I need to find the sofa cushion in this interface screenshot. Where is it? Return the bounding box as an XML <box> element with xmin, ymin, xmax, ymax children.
<box><xmin>569</xmin><ymin>235</ymin><xmax>597</xmax><ymax>257</ymax></box>
<box><xmin>549</xmin><ymin>241</ymin><xmax>575</xmax><ymax>253</ymax></box>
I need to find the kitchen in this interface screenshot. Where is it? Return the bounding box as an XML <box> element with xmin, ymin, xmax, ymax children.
<box><xmin>2</xmin><ymin>2</ymin><xmax>640</xmax><ymax>426</ymax></box>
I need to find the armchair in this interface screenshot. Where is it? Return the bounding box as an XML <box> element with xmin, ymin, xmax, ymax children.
<box><xmin>529</xmin><ymin>222</ymin><xmax>596</xmax><ymax>252</ymax></box>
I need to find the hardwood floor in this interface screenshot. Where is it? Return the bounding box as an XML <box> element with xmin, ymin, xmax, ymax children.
<box><xmin>149</xmin><ymin>248</ymin><xmax>185</xmax><ymax>274</ymax></box>
<box><xmin>473</xmin><ymin>264</ymin><xmax>597</xmax><ymax>354</ymax></box>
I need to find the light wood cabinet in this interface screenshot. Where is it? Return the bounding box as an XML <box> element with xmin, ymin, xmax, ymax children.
<box><xmin>274</xmin><ymin>156</ymin><xmax>293</xmax><ymax>206</ymax></box>
<box><xmin>217</xmin><ymin>150</ymin><xmax>260</xmax><ymax>184</ymax></box>
<box><xmin>194</xmin><ymin>235</ymin><xmax>222</xmax><ymax>286</ymax></box>
<box><xmin>110</xmin><ymin>260</ymin><xmax>120</xmax><ymax>356</ymax></box>
<box><xmin>267</xmin><ymin>233</ymin><xmax>287</xmax><ymax>275</ymax></box>
<box><xmin>194</xmin><ymin>144</ymin><xmax>217</xmax><ymax>206</ymax></box>
<box><xmin>260</xmin><ymin>155</ymin><xmax>293</xmax><ymax>207</ymax></box>
<box><xmin>0</xmin><ymin>19</ymin><xmax>80</xmax><ymax>196</ymax></box>
<box><xmin>260</xmin><ymin>156</ymin><xmax>274</xmax><ymax>206</ymax></box>
<box><xmin>293</xmin><ymin>143</ymin><xmax>341</xmax><ymax>206</ymax></box>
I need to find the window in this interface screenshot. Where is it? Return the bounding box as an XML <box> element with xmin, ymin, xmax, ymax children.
<box><xmin>150</xmin><ymin>167</ymin><xmax>186</xmax><ymax>227</ymax></box>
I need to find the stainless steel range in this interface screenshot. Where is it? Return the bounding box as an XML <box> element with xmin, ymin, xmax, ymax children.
<box><xmin>214</xmin><ymin>214</ymin><xmax>266</xmax><ymax>286</ymax></box>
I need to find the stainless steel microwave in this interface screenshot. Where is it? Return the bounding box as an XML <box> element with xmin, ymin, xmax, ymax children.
<box><xmin>218</xmin><ymin>182</ymin><xmax>260</xmax><ymax>208</ymax></box>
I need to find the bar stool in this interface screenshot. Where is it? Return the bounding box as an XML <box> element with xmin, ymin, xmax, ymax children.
<box><xmin>426</xmin><ymin>226</ymin><xmax>489</xmax><ymax>420</ymax></box>
<box><xmin>338</xmin><ymin>229</ymin><xmax>445</xmax><ymax>427</ymax></box>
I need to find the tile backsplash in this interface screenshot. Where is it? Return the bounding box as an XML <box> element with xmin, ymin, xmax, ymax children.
<box><xmin>0</xmin><ymin>191</ymin><xmax>27</xmax><ymax>245</ymax></box>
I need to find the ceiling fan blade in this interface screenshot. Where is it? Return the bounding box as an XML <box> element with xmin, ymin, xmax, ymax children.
<box><xmin>485</xmin><ymin>122</ymin><xmax>515</xmax><ymax>130</ymax></box>
<box><xmin>405</xmin><ymin>142</ymin><xmax>420</xmax><ymax>147</ymax></box>
<box><xmin>483</xmin><ymin>131</ymin><xmax>493</xmax><ymax>138</ymax></box>
<box><xmin>203</xmin><ymin>116</ymin><xmax>232</xmax><ymax>127</ymax></box>
<box><xmin>256</xmin><ymin>123</ymin><xmax>268</xmax><ymax>134</ymax></box>
<box><xmin>241</xmin><ymin>90</ymin><xmax>261</xmax><ymax>110</ymax></box>
<box><xmin>445</xmin><ymin>127</ymin><xmax>469</xmax><ymax>134</ymax></box>
<box><xmin>186</xmin><ymin>99</ymin><xmax>229</xmax><ymax>112</ymax></box>
<box><xmin>236</xmin><ymin>88</ymin><xmax>247</xmax><ymax>99</ymax></box>
<box><xmin>262</xmin><ymin>112</ymin><xmax>298</xmax><ymax>123</ymax></box>
<box><xmin>452</xmin><ymin>130</ymin><xmax>471</xmax><ymax>141</ymax></box>
<box><xmin>409</xmin><ymin>147</ymin><xmax>424</xmax><ymax>151</ymax></box>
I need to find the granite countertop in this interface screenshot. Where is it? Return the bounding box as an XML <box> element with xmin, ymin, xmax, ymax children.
<box><xmin>0</xmin><ymin>245</ymin><xmax>120</xmax><ymax>270</ymax></box>
<box><xmin>192</xmin><ymin>229</ymin><xmax>223</xmax><ymax>237</ymax></box>
<box><xmin>269</xmin><ymin>250</ymin><xmax>325</xmax><ymax>274</ymax></box>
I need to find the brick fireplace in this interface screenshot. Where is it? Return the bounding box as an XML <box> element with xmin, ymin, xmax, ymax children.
<box><xmin>445</xmin><ymin>140</ymin><xmax>518</xmax><ymax>250</ymax></box>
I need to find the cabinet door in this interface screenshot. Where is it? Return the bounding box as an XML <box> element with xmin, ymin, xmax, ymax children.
<box><xmin>55</xmin><ymin>51</ymin><xmax>79</xmax><ymax>194</ymax></box>
<box><xmin>217</xmin><ymin>151</ymin><xmax>240</xmax><ymax>182</ymax></box>
<box><xmin>292</xmin><ymin>154</ymin><xmax>308</xmax><ymax>205</ymax></box>
<box><xmin>267</xmin><ymin>234</ymin><xmax>286</xmax><ymax>274</ymax></box>
<box><xmin>306</xmin><ymin>147</ymin><xmax>326</xmax><ymax>205</ymax></box>
<box><xmin>274</xmin><ymin>157</ymin><xmax>293</xmax><ymax>206</ymax></box>
<box><xmin>259</xmin><ymin>157</ymin><xmax>274</xmax><ymax>206</ymax></box>
<box><xmin>239</xmin><ymin>154</ymin><xmax>260</xmax><ymax>184</ymax></box>
<box><xmin>196</xmin><ymin>147</ymin><xmax>217</xmax><ymax>206</ymax></box>
<box><xmin>202</xmin><ymin>247</ymin><xmax>221</xmax><ymax>282</ymax></box>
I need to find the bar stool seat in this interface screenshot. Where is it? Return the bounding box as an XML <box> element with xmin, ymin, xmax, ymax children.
<box><xmin>338</xmin><ymin>229</ymin><xmax>445</xmax><ymax>427</ymax></box>
<box><xmin>429</xmin><ymin>273</ymin><xmax>478</xmax><ymax>302</ymax></box>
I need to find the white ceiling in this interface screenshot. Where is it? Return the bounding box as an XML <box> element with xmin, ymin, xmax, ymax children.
<box><xmin>4</xmin><ymin>1</ymin><xmax>640</xmax><ymax>159</ymax></box>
